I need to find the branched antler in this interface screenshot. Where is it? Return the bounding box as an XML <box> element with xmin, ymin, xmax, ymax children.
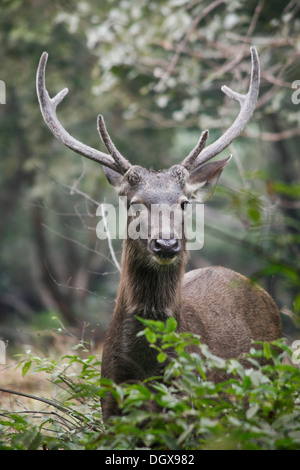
<box><xmin>36</xmin><ymin>52</ymin><xmax>131</xmax><ymax>174</ymax></box>
<box><xmin>37</xmin><ymin>48</ymin><xmax>260</xmax><ymax>177</ymax></box>
<box><xmin>181</xmin><ymin>47</ymin><xmax>260</xmax><ymax>171</ymax></box>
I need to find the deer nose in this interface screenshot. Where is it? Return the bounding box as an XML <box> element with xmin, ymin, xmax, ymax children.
<box><xmin>150</xmin><ymin>238</ymin><xmax>181</xmax><ymax>258</ymax></box>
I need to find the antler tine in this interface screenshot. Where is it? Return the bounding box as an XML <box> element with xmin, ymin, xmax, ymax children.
<box><xmin>182</xmin><ymin>47</ymin><xmax>260</xmax><ymax>171</ymax></box>
<box><xmin>97</xmin><ymin>115</ymin><xmax>131</xmax><ymax>173</ymax></box>
<box><xmin>36</xmin><ymin>52</ymin><xmax>131</xmax><ymax>174</ymax></box>
<box><xmin>181</xmin><ymin>129</ymin><xmax>209</xmax><ymax>171</ymax></box>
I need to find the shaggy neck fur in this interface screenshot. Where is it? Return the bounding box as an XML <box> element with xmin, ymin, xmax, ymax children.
<box><xmin>115</xmin><ymin>238</ymin><xmax>187</xmax><ymax>322</ymax></box>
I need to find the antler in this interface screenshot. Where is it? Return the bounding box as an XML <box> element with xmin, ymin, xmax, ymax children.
<box><xmin>180</xmin><ymin>129</ymin><xmax>209</xmax><ymax>171</ymax></box>
<box><xmin>181</xmin><ymin>47</ymin><xmax>260</xmax><ymax>171</ymax></box>
<box><xmin>36</xmin><ymin>52</ymin><xmax>131</xmax><ymax>174</ymax></box>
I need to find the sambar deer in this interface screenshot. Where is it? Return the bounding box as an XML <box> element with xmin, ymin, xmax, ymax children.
<box><xmin>36</xmin><ymin>47</ymin><xmax>282</xmax><ymax>420</ymax></box>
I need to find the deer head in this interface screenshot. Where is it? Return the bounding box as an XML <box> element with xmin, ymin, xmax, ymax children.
<box><xmin>36</xmin><ymin>48</ymin><xmax>260</xmax><ymax>267</ymax></box>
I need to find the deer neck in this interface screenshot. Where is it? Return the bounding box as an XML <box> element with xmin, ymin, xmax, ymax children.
<box><xmin>115</xmin><ymin>239</ymin><xmax>186</xmax><ymax>322</ymax></box>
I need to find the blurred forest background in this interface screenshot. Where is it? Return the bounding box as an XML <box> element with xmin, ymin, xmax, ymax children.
<box><xmin>0</xmin><ymin>0</ymin><xmax>299</xmax><ymax>356</ymax></box>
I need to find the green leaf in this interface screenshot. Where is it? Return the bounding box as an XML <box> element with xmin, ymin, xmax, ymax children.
<box><xmin>263</xmin><ymin>343</ymin><xmax>271</xmax><ymax>360</ymax></box>
<box><xmin>22</xmin><ymin>361</ymin><xmax>32</xmax><ymax>377</ymax></box>
<box><xmin>246</xmin><ymin>403</ymin><xmax>260</xmax><ymax>420</ymax></box>
<box><xmin>11</xmin><ymin>428</ymin><xmax>43</xmax><ymax>450</ymax></box>
<box><xmin>165</xmin><ymin>317</ymin><xmax>178</xmax><ymax>332</ymax></box>
<box><xmin>145</xmin><ymin>329</ymin><xmax>157</xmax><ymax>344</ymax></box>
<box><xmin>273</xmin><ymin>182</ymin><xmax>300</xmax><ymax>198</ymax></box>
<box><xmin>247</xmin><ymin>206</ymin><xmax>261</xmax><ymax>224</ymax></box>
<box><xmin>157</xmin><ymin>352</ymin><xmax>167</xmax><ymax>363</ymax></box>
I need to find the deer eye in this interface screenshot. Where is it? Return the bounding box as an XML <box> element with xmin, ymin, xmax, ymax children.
<box><xmin>180</xmin><ymin>200</ymin><xmax>190</xmax><ymax>210</ymax></box>
<box><xmin>129</xmin><ymin>199</ymin><xmax>141</xmax><ymax>208</ymax></box>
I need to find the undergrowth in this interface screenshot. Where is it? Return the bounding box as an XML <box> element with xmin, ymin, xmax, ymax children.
<box><xmin>0</xmin><ymin>318</ymin><xmax>299</xmax><ymax>450</ymax></box>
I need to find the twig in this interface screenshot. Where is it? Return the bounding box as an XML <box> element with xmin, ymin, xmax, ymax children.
<box><xmin>43</xmin><ymin>259</ymin><xmax>112</xmax><ymax>301</ymax></box>
<box><xmin>0</xmin><ymin>387</ymin><xmax>85</xmax><ymax>424</ymax></box>
<box><xmin>0</xmin><ymin>410</ymin><xmax>77</xmax><ymax>432</ymax></box>
<box><xmin>41</xmin><ymin>222</ymin><xmax>114</xmax><ymax>266</ymax></box>
<box><xmin>100</xmin><ymin>203</ymin><xmax>121</xmax><ymax>272</ymax></box>
<box><xmin>154</xmin><ymin>0</ymin><xmax>226</xmax><ymax>92</ymax></box>
<box><xmin>245</xmin><ymin>127</ymin><xmax>300</xmax><ymax>142</ymax></box>
<box><xmin>34</xmin><ymin>163</ymin><xmax>122</xmax><ymax>271</ymax></box>
<box><xmin>33</xmin><ymin>163</ymin><xmax>100</xmax><ymax>207</ymax></box>
<box><xmin>207</xmin><ymin>0</ymin><xmax>264</xmax><ymax>83</ymax></box>
<box><xmin>70</xmin><ymin>158</ymin><xmax>87</xmax><ymax>195</ymax></box>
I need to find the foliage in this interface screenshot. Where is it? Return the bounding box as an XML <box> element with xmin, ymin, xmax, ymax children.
<box><xmin>0</xmin><ymin>319</ymin><xmax>299</xmax><ymax>450</ymax></box>
<box><xmin>0</xmin><ymin>0</ymin><xmax>299</xmax><ymax>343</ymax></box>
<box><xmin>0</xmin><ymin>1</ymin><xmax>299</xmax><ymax>451</ymax></box>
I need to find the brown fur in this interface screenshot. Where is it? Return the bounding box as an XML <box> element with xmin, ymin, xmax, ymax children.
<box><xmin>101</xmin><ymin>235</ymin><xmax>282</xmax><ymax>420</ymax></box>
<box><xmin>36</xmin><ymin>48</ymin><xmax>275</xmax><ymax>423</ymax></box>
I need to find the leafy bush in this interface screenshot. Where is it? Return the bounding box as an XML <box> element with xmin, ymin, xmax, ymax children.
<box><xmin>0</xmin><ymin>318</ymin><xmax>299</xmax><ymax>450</ymax></box>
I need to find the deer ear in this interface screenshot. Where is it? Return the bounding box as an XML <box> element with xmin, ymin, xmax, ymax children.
<box><xmin>102</xmin><ymin>166</ymin><xmax>123</xmax><ymax>188</ymax></box>
<box><xmin>187</xmin><ymin>155</ymin><xmax>231</xmax><ymax>202</ymax></box>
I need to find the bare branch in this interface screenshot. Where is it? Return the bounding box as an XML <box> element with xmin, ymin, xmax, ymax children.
<box><xmin>154</xmin><ymin>0</ymin><xmax>226</xmax><ymax>92</ymax></box>
<box><xmin>41</xmin><ymin>222</ymin><xmax>115</xmax><ymax>267</ymax></box>
<box><xmin>43</xmin><ymin>259</ymin><xmax>104</xmax><ymax>298</ymax></box>
<box><xmin>0</xmin><ymin>387</ymin><xmax>84</xmax><ymax>423</ymax></box>
<box><xmin>245</xmin><ymin>127</ymin><xmax>300</xmax><ymax>142</ymax></box>
<box><xmin>100</xmin><ymin>203</ymin><xmax>121</xmax><ymax>272</ymax></box>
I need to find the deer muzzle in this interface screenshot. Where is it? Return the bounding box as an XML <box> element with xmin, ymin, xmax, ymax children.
<box><xmin>149</xmin><ymin>238</ymin><xmax>181</xmax><ymax>264</ymax></box>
